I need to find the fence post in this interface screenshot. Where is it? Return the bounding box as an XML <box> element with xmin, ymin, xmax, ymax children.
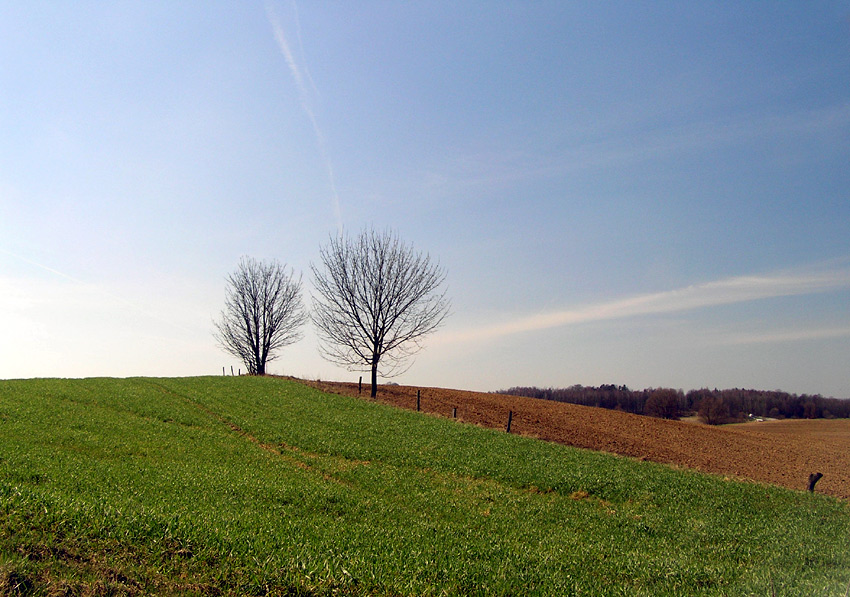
<box><xmin>416</xmin><ymin>390</ymin><xmax>421</xmax><ymax>412</ymax></box>
<box><xmin>452</xmin><ymin>407</ymin><xmax>457</xmax><ymax>419</ymax></box>
<box><xmin>506</xmin><ymin>410</ymin><xmax>513</xmax><ymax>433</ymax></box>
<box><xmin>231</xmin><ymin>366</ymin><xmax>234</xmax><ymax>376</ymax></box>
<box><xmin>223</xmin><ymin>367</ymin><xmax>225</xmax><ymax>376</ymax></box>
<box><xmin>359</xmin><ymin>376</ymin><xmax>362</xmax><ymax>394</ymax></box>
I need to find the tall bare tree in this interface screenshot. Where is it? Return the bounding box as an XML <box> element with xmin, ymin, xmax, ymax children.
<box><xmin>214</xmin><ymin>257</ymin><xmax>306</xmax><ymax>375</ymax></box>
<box><xmin>311</xmin><ymin>228</ymin><xmax>450</xmax><ymax>397</ymax></box>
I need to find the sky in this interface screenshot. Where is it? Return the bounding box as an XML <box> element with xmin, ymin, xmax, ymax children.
<box><xmin>2</xmin><ymin>1</ymin><xmax>850</xmax><ymax>397</ymax></box>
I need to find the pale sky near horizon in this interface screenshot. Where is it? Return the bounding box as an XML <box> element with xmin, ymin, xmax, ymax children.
<box><xmin>2</xmin><ymin>2</ymin><xmax>850</xmax><ymax>397</ymax></box>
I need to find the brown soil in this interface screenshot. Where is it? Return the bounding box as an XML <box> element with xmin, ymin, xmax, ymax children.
<box><xmin>302</xmin><ymin>380</ymin><xmax>850</xmax><ymax>501</ymax></box>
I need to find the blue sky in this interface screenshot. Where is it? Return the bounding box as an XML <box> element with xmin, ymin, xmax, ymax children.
<box><xmin>2</xmin><ymin>1</ymin><xmax>849</xmax><ymax>396</ymax></box>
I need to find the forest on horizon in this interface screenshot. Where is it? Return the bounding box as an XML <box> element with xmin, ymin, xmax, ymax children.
<box><xmin>498</xmin><ymin>384</ymin><xmax>850</xmax><ymax>423</ymax></box>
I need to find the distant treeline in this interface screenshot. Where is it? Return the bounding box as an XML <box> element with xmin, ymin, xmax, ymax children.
<box><xmin>497</xmin><ymin>384</ymin><xmax>850</xmax><ymax>423</ymax></box>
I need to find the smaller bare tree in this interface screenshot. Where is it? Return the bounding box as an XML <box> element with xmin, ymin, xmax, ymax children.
<box><xmin>311</xmin><ymin>228</ymin><xmax>450</xmax><ymax>397</ymax></box>
<box><xmin>214</xmin><ymin>257</ymin><xmax>306</xmax><ymax>375</ymax></box>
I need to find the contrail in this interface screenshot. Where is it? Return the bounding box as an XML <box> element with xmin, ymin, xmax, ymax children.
<box><xmin>0</xmin><ymin>247</ymin><xmax>201</xmax><ymax>335</ymax></box>
<box><xmin>0</xmin><ymin>247</ymin><xmax>86</xmax><ymax>284</ymax></box>
<box><xmin>265</xmin><ymin>0</ymin><xmax>342</xmax><ymax>230</ymax></box>
<box><xmin>435</xmin><ymin>263</ymin><xmax>850</xmax><ymax>345</ymax></box>
<box><xmin>289</xmin><ymin>0</ymin><xmax>320</xmax><ymax>101</ymax></box>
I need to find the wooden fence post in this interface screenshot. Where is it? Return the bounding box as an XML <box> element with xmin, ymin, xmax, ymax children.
<box><xmin>506</xmin><ymin>410</ymin><xmax>513</xmax><ymax>433</ymax></box>
<box><xmin>452</xmin><ymin>407</ymin><xmax>457</xmax><ymax>419</ymax></box>
<box><xmin>231</xmin><ymin>366</ymin><xmax>234</xmax><ymax>376</ymax></box>
<box><xmin>358</xmin><ymin>376</ymin><xmax>362</xmax><ymax>394</ymax></box>
<box><xmin>416</xmin><ymin>390</ymin><xmax>421</xmax><ymax>412</ymax></box>
<box><xmin>808</xmin><ymin>472</ymin><xmax>823</xmax><ymax>492</ymax></box>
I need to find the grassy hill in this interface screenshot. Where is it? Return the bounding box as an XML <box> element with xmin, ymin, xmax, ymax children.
<box><xmin>1</xmin><ymin>376</ymin><xmax>849</xmax><ymax>595</ymax></box>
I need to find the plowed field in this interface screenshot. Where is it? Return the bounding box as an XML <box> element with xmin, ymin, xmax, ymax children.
<box><xmin>302</xmin><ymin>380</ymin><xmax>850</xmax><ymax>501</ymax></box>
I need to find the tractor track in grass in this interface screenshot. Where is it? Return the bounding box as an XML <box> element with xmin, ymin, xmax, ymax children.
<box><xmin>300</xmin><ymin>379</ymin><xmax>850</xmax><ymax>501</ymax></box>
<box><xmin>142</xmin><ymin>380</ymin><xmax>350</xmax><ymax>485</ymax></box>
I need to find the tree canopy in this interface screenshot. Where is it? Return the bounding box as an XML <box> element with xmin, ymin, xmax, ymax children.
<box><xmin>311</xmin><ymin>228</ymin><xmax>450</xmax><ymax>397</ymax></box>
<box><xmin>214</xmin><ymin>257</ymin><xmax>306</xmax><ymax>375</ymax></box>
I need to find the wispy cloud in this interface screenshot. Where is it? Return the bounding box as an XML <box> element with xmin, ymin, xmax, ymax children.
<box><xmin>420</xmin><ymin>102</ymin><xmax>850</xmax><ymax>196</ymax></box>
<box><xmin>265</xmin><ymin>0</ymin><xmax>342</xmax><ymax>230</ymax></box>
<box><xmin>723</xmin><ymin>326</ymin><xmax>850</xmax><ymax>345</ymax></box>
<box><xmin>436</xmin><ymin>264</ymin><xmax>850</xmax><ymax>345</ymax></box>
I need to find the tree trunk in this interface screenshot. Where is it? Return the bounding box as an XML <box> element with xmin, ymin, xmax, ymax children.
<box><xmin>371</xmin><ymin>362</ymin><xmax>378</xmax><ymax>398</ymax></box>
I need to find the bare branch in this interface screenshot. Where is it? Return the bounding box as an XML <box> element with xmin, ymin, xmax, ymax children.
<box><xmin>213</xmin><ymin>256</ymin><xmax>306</xmax><ymax>375</ymax></box>
<box><xmin>311</xmin><ymin>228</ymin><xmax>450</xmax><ymax>397</ymax></box>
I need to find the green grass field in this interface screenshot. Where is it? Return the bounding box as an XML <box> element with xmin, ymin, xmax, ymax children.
<box><xmin>1</xmin><ymin>376</ymin><xmax>849</xmax><ymax>595</ymax></box>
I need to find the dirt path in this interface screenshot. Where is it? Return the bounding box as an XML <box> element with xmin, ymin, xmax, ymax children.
<box><xmin>302</xmin><ymin>380</ymin><xmax>850</xmax><ymax>501</ymax></box>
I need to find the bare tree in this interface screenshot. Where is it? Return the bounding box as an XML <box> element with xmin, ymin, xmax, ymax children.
<box><xmin>214</xmin><ymin>257</ymin><xmax>306</xmax><ymax>375</ymax></box>
<box><xmin>311</xmin><ymin>228</ymin><xmax>450</xmax><ymax>397</ymax></box>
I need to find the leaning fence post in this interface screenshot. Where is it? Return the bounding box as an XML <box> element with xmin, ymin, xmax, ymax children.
<box><xmin>359</xmin><ymin>376</ymin><xmax>362</xmax><ymax>394</ymax></box>
<box><xmin>506</xmin><ymin>410</ymin><xmax>513</xmax><ymax>433</ymax></box>
<box><xmin>231</xmin><ymin>366</ymin><xmax>234</xmax><ymax>376</ymax></box>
